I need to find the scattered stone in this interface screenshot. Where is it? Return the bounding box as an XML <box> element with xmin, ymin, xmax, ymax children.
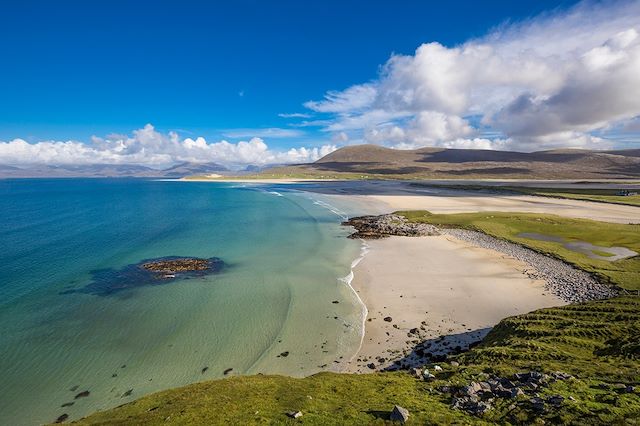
<box><xmin>440</xmin><ymin>229</ymin><xmax>617</xmax><ymax>302</ymax></box>
<box><xmin>69</xmin><ymin>385</ymin><xmax>79</xmax><ymax>392</ymax></box>
<box><xmin>551</xmin><ymin>371</ymin><xmax>573</xmax><ymax>381</ymax></box>
<box><xmin>224</xmin><ymin>368</ymin><xmax>233</xmax><ymax>375</ymax></box>
<box><xmin>201</xmin><ymin>367</ymin><xmax>208</xmax><ymax>374</ymax></box>
<box><xmin>390</xmin><ymin>405</ymin><xmax>410</xmax><ymax>423</ymax></box>
<box><xmin>286</xmin><ymin>411</ymin><xmax>303</xmax><ymax>419</ymax></box>
<box><xmin>434</xmin><ymin>365</ymin><xmax>443</xmax><ymax>372</ymax></box>
<box><xmin>450</xmin><ymin>361</ymin><xmax>459</xmax><ymax>367</ymax></box>
<box><xmin>74</xmin><ymin>390</ymin><xmax>90</xmax><ymax>399</ymax></box>
<box><xmin>530</xmin><ymin>397</ymin><xmax>545</xmax><ymax>412</ymax></box>
<box><xmin>122</xmin><ymin>389</ymin><xmax>133</xmax><ymax>397</ymax></box>
<box><xmin>278</xmin><ymin>351</ymin><xmax>290</xmax><ymax>358</ymax></box>
<box><xmin>547</xmin><ymin>395</ymin><xmax>564</xmax><ymax>406</ymax></box>
<box><xmin>367</xmin><ymin>363</ymin><xmax>376</xmax><ymax>370</ymax></box>
<box><xmin>409</xmin><ymin>368</ymin><xmax>423</xmax><ymax>379</ymax></box>
<box><xmin>452</xmin><ymin>396</ymin><xmax>491</xmax><ymax>416</ymax></box>
<box><xmin>384</xmin><ymin>316</ymin><xmax>393</xmax><ymax>322</ymax></box>
<box><xmin>61</xmin><ymin>402</ymin><xmax>74</xmax><ymax>408</ymax></box>
<box><xmin>332</xmin><ymin>300</ymin><xmax>339</xmax><ymax>304</ymax></box>
<box><xmin>54</xmin><ymin>413</ymin><xmax>69</xmax><ymax>423</ymax></box>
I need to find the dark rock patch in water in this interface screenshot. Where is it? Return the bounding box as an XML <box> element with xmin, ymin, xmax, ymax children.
<box><xmin>74</xmin><ymin>390</ymin><xmax>90</xmax><ymax>399</ymax></box>
<box><xmin>60</xmin><ymin>256</ymin><xmax>224</xmax><ymax>296</ymax></box>
<box><xmin>54</xmin><ymin>413</ymin><xmax>69</xmax><ymax>423</ymax></box>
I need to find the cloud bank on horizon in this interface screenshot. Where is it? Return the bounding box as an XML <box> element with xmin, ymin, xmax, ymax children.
<box><xmin>0</xmin><ymin>124</ymin><xmax>337</xmax><ymax>169</ymax></box>
<box><xmin>305</xmin><ymin>0</ymin><xmax>640</xmax><ymax>152</ymax></box>
<box><xmin>1</xmin><ymin>0</ymin><xmax>639</xmax><ymax>167</ymax></box>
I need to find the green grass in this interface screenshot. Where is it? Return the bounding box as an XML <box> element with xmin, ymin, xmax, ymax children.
<box><xmin>76</xmin><ymin>212</ymin><xmax>640</xmax><ymax>425</ymax></box>
<box><xmin>398</xmin><ymin>211</ymin><xmax>640</xmax><ymax>291</ymax></box>
<box><xmin>75</xmin><ymin>373</ymin><xmax>483</xmax><ymax>425</ymax></box>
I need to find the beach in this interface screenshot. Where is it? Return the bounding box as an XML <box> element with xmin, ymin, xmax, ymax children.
<box><xmin>317</xmin><ymin>180</ymin><xmax>639</xmax><ymax>373</ymax></box>
<box><xmin>342</xmin><ymin>234</ymin><xmax>566</xmax><ymax>373</ymax></box>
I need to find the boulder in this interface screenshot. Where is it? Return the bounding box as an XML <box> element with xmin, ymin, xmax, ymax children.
<box><xmin>390</xmin><ymin>405</ymin><xmax>410</xmax><ymax>423</ymax></box>
<box><xmin>286</xmin><ymin>411</ymin><xmax>303</xmax><ymax>419</ymax></box>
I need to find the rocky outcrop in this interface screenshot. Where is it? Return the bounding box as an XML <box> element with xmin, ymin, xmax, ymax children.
<box><xmin>142</xmin><ymin>258</ymin><xmax>213</xmax><ymax>276</ymax></box>
<box><xmin>342</xmin><ymin>214</ymin><xmax>440</xmax><ymax>239</ymax></box>
<box><xmin>439</xmin><ymin>370</ymin><xmax>574</xmax><ymax>416</ymax></box>
<box><xmin>61</xmin><ymin>256</ymin><xmax>224</xmax><ymax>296</ymax></box>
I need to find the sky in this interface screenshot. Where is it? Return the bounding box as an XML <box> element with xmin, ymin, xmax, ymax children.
<box><xmin>1</xmin><ymin>0</ymin><xmax>639</xmax><ymax>168</ymax></box>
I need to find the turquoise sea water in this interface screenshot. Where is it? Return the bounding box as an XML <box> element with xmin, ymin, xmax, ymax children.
<box><xmin>0</xmin><ymin>179</ymin><xmax>364</xmax><ymax>425</ymax></box>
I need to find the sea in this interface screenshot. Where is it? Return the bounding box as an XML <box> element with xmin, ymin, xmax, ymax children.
<box><xmin>0</xmin><ymin>178</ymin><xmax>366</xmax><ymax>425</ymax></box>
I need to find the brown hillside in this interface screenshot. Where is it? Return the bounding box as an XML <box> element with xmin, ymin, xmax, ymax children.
<box><xmin>267</xmin><ymin>145</ymin><xmax>640</xmax><ymax>179</ymax></box>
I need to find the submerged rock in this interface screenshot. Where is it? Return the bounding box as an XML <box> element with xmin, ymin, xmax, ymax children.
<box><xmin>74</xmin><ymin>390</ymin><xmax>90</xmax><ymax>399</ymax></box>
<box><xmin>60</xmin><ymin>256</ymin><xmax>224</xmax><ymax>296</ymax></box>
<box><xmin>141</xmin><ymin>258</ymin><xmax>211</xmax><ymax>274</ymax></box>
<box><xmin>54</xmin><ymin>413</ymin><xmax>69</xmax><ymax>423</ymax></box>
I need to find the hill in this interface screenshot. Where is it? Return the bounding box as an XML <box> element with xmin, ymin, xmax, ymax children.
<box><xmin>262</xmin><ymin>145</ymin><xmax>640</xmax><ymax>179</ymax></box>
<box><xmin>0</xmin><ymin>162</ymin><xmax>229</xmax><ymax>178</ymax></box>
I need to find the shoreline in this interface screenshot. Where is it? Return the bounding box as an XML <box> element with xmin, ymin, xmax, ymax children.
<box><xmin>342</xmin><ymin>233</ymin><xmax>568</xmax><ymax>373</ymax></box>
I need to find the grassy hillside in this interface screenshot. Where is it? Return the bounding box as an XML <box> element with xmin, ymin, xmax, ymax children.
<box><xmin>254</xmin><ymin>145</ymin><xmax>640</xmax><ymax>180</ymax></box>
<box><xmin>75</xmin><ymin>213</ymin><xmax>640</xmax><ymax>425</ymax></box>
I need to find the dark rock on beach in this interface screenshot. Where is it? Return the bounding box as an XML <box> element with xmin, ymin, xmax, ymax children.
<box><xmin>342</xmin><ymin>214</ymin><xmax>440</xmax><ymax>239</ymax></box>
<box><xmin>60</xmin><ymin>256</ymin><xmax>224</xmax><ymax>296</ymax></box>
<box><xmin>224</xmin><ymin>368</ymin><xmax>233</xmax><ymax>375</ymax></box>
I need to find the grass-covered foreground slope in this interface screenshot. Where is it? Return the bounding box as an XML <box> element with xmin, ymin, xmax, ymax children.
<box><xmin>76</xmin><ymin>213</ymin><xmax>639</xmax><ymax>425</ymax></box>
<box><xmin>398</xmin><ymin>211</ymin><xmax>640</xmax><ymax>291</ymax></box>
<box><xmin>74</xmin><ymin>299</ymin><xmax>640</xmax><ymax>425</ymax></box>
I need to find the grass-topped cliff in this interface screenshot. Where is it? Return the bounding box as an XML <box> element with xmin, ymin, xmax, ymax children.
<box><xmin>75</xmin><ymin>213</ymin><xmax>639</xmax><ymax>425</ymax></box>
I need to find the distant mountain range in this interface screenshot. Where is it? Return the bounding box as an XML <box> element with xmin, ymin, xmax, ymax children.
<box><xmin>264</xmin><ymin>145</ymin><xmax>640</xmax><ymax>179</ymax></box>
<box><xmin>0</xmin><ymin>162</ymin><xmax>230</xmax><ymax>178</ymax></box>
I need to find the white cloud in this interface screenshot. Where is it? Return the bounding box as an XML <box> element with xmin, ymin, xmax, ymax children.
<box><xmin>0</xmin><ymin>124</ymin><xmax>336</xmax><ymax>168</ymax></box>
<box><xmin>305</xmin><ymin>0</ymin><xmax>640</xmax><ymax>151</ymax></box>
<box><xmin>221</xmin><ymin>127</ymin><xmax>304</xmax><ymax>138</ymax></box>
<box><xmin>278</xmin><ymin>112</ymin><xmax>311</xmax><ymax>118</ymax></box>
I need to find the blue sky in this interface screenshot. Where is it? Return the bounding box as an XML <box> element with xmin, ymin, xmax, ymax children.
<box><xmin>0</xmin><ymin>0</ymin><xmax>639</xmax><ymax>166</ymax></box>
<box><xmin>0</xmin><ymin>0</ymin><xmax>576</xmax><ymax>142</ymax></box>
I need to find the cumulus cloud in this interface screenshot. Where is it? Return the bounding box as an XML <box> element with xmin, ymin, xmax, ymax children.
<box><xmin>304</xmin><ymin>0</ymin><xmax>640</xmax><ymax>151</ymax></box>
<box><xmin>0</xmin><ymin>124</ymin><xmax>336</xmax><ymax>168</ymax></box>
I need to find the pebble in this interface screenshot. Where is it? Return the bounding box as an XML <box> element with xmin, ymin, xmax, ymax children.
<box><xmin>441</xmin><ymin>229</ymin><xmax>618</xmax><ymax>302</ymax></box>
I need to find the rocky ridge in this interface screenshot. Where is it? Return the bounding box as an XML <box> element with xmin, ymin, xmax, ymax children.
<box><xmin>342</xmin><ymin>214</ymin><xmax>440</xmax><ymax>239</ymax></box>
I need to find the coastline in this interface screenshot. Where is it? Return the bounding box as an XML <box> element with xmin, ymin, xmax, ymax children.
<box><xmin>341</xmin><ymin>234</ymin><xmax>567</xmax><ymax>373</ymax></box>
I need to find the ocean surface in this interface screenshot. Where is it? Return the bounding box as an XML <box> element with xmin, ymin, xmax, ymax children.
<box><xmin>0</xmin><ymin>179</ymin><xmax>365</xmax><ymax>425</ymax></box>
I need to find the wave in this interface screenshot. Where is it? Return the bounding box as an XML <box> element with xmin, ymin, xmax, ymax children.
<box><xmin>337</xmin><ymin>240</ymin><xmax>370</xmax><ymax>365</ymax></box>
<box><xmin>311</xmin><ymin>199</ymin><xmax>349</xmax><ymax>221</ymax></box>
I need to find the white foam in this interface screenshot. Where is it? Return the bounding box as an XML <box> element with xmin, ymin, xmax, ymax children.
<box><xmin>337</xmin><ymin>240</ymin><xmax>370</xmax><ymax>365</ymax></box>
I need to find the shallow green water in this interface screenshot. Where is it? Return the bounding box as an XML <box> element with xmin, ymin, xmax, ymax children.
<box><xmin>0</xmin><ymin>179</ymin><xmax>364</xmax><ymax>425</ymax></box>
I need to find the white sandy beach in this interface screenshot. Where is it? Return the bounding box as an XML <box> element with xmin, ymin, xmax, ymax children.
<box><xmin>343</xmin><ymin>235</ymin><xmax>566</xmax><ymax>373</ymax></box>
